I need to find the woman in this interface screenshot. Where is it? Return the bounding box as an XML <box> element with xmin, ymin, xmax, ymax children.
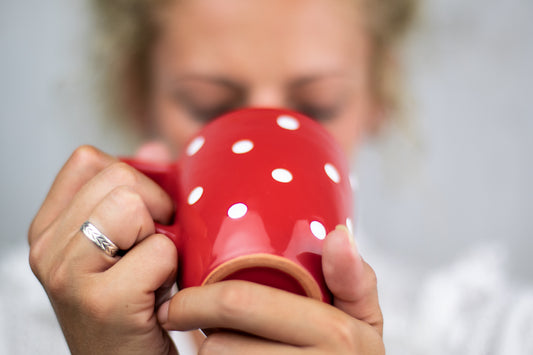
<box><xmin>28</xmin><ymin>0</ymin><xmax>415</xmax><ymax>353</ymax></box>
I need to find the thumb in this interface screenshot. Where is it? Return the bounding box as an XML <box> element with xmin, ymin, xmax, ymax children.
<box><xmin>134</xmin><ymin>141</ymin><xmax>174</xmax><ymax>163</ymax></box>
<box><xmin>322</xmin><ymin>226</ymin><xmax>383</xmax><ymax>335</ymax></box>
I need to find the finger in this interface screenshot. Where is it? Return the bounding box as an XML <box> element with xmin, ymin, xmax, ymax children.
<box><xmin>29</xmin><ymin>145</ymin><xmax>116</xmax><ymax>244</ymax></box>
<box><xmin>86</xmin><ymin>186</ymin><xmax>156</xmax><ymax>251</ymax></box>
<box><xmin>199</xmin><ymin>331</ymin><xmax>305</xmax><ymax>355</ymax></box>
<box><xmin>158</xmin><ymin>281</ymin><xmax>337</xmax><ymax>347</ymax></box>
<box><xmin>65</xmin><ymin>185</ymin><xmax>157</xmax><ymax>273</ymax></box>
<box><xmin>29</xmin><ymin>149</ymin><xmax>175</xmax><ymax>285</ymax></box>
<box><xmin>57</xmin><ymin>160</ymin><xmax>174</xmax><ymax>240</ymax></box>
<box><xmin>322</xmin><ymin>226</ymin><xmax>383</xmax><ymax>335</ymax></box>
<box><xmin>108</xmin><ymin>234</ymin><xmax>177</xmax><ymax>295</ymax></box>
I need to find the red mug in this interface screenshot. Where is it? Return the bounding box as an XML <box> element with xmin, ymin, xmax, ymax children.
<box><xmin>123</xmin><ymin>108</ymin><xmax>354</xmax><ymax>303</ymax></box>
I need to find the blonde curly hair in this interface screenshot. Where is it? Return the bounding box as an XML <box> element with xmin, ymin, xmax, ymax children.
<box><xmin>91</xmin><ymin>0</ymin><xmax>417</xmax><ymax>132</ymax></box>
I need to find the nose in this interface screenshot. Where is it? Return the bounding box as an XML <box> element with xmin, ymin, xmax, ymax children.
<box><xmin>246</xmin><ymin>87</ymin><xmax>286</xmax><ymax>109</ymax></box>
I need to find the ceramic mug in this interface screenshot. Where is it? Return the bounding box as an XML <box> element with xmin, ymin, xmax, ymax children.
<box><xmin>122</xmin><ymin>108</ymin><xmax>354</xmax><ymax>303</ymax></box>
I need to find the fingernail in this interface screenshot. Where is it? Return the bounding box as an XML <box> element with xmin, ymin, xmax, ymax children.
<box><xmin>157</xmin><ymin>300</ymin><xmax>169</xmax><ymax>325</ymax></box>
<box><xmin>335</xmin><ymin>224</ymin><xmax>361</xmax><ymax>258</ymax></box>
<box><xmin>335</xmin><ymin>224</ymin><xmax>354</xmax><ymax>246</ymax></box>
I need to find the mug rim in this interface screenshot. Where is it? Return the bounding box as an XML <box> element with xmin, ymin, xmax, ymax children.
<box><xmin>201</xmin><ymin>253</ymin><xmax>323</xmax><ymax>301</ymax></box>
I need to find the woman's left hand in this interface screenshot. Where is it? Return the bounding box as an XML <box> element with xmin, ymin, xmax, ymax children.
<box><xmin>157</xmin><ymin>226</ymin><xmax>384</xmax><ymax>354</ymax></box>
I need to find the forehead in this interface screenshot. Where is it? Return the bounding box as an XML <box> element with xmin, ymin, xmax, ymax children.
<box><xmin>155</xmin><ymin>0</ymin><xmax>368</xmax><ymax>80</ymax></box>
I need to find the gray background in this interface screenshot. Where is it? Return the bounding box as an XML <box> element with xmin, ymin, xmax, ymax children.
<box><xmin>2</xmin><ymin>0</ymin><xmax>530</xmax><ymax>279</ymax></box>
<box><xmin>358</xmin><ymin>0</ymin><xmax>533</xmax><ymax>281</ymax></box>
<box><xmin>0</xmin><ymin>0</ymin><xmax>532</xmax><ymax>353</ymax></box>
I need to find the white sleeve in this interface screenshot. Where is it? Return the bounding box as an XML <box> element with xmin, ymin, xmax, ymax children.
<box><xmin>0</xmin><ymin>246</ymin><xmax>201</xmax><ymax>354</ymax></box>
<box><xmin>0</xmin><ymin>246</ymin><xmax>69</xmax><ymax>354</ymax></box>
<box><xmin>410</xmin><ymin>245</ymin><xmax>533</xmax><ymax>355</ymax></box>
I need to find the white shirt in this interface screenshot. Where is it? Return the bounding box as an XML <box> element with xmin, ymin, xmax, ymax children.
<box><xmin>1</xmin><ymin>243</ymin><xmax>531</xmax><ymax>354</ymax></box>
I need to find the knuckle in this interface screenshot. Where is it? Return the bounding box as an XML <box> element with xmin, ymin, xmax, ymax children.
<box><xmin>46</xmin><ymin>260</ymin><xmax>72</xmax><ymax>298</ymax></box>
<box><xmin>199</xmin><ymin>333</ymin><xmax>226</xmax><ymax>355</ymax></box>
<box><xmin>28</xmin><ymin>239</ymin><xmax>45</xmax><ymax>279</ymax></box>
<box><xmin>215</xmin><ymin>282</ymin><xmax>254</xmax><ymax>322</ymax></box>
<box><xmin>28</xmin><ymin>225</ymin><xmax>56</xmax><ymax>282</ymax></box>
<box><xmin>69</xmin><ymin>145</ymin><xmax>103</xmax><ymax>168</ymax></box>
<box><xmin>322</xmin><ymin>314</ymin><xmax>358</xmax><ymax>351</ymax></box>
<box><xmin>104</xmin><ymin>162</ymin><xmax>139</xmax><ymax>187</ymax></box>
<box><xmin>109</xmin><ymin>185</ymin><xmax>144</xmax><ymax>214</ymax></box>
<box><xmin>149</xmin><ymin>234</ymin><xmax>177</xmax><ymax>263</ymax></box>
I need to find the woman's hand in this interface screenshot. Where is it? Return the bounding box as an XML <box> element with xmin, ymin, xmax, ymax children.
<box><xmin>28</xmin><ymin>145</ymin><xmax>179</xmax><ymax>355</ymax></box>
<box><xmin>157</xmin><ymin>227</ymin><xmax>384</xmax><ymax>354</ymax></box>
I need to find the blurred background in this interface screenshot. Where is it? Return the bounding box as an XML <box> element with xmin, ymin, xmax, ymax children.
<box><xmin>1</xmin><ymin>0</ymin><xmax>532</xmax><ymax>353</ymax></box>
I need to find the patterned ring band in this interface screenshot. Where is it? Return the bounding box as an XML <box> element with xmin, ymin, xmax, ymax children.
<box><xmin>80</xmin><ymin>221</ymin><xmax>119</xmax><ymax>257</ymax></box>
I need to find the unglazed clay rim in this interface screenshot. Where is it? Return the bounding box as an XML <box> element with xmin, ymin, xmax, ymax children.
<box><xmin>201</xmin><ymin>253</ymin><xmax>322</xmax><ymax>301</ymax></box>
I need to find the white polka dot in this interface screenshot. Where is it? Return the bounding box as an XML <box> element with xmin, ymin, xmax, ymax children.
<box><xmin>232</xmin><ymin>139</ymin><xmax>254</xmax><ymax>154</ymax></box>
<box><xmin>228</xmin><ymin>203</ymin><xmax>248</xmax><ymax>219</ymax></box>
<box><xmin>324</xmin><ymin>163</ymin><xmax>340</xmax><ymax>183</ymax></box>
<box><xmin>187</xmin><ymin>136</ymin><xmax>205</xmax><ymax>156</ymax></box>
<box><xmin>271</xmin><ymin>168</ymin><xmax>293</xmax><ymax>183</ymax></box>
<box><xmin>346</xmin><ymin>218</ymin><xmax>354</xmax><ymax>236</ymax></box>
<box><xmin>187</xmin><ymin>186</ymin><xmax>204</xmax><ymax>205</ymax></box>
<box><xmin>276</xmin><ymin>115</ymin><xmax>300</xmax><ymax>130</ymax></box>
<box><xmin>310</xmin><ymin>221</ymin><xmax>327</xmax><ymax>240</ymax></box>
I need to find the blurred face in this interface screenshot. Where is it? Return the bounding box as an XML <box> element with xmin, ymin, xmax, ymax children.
<box><xmin>149</xmin><ymin>0</ymin><xmax>379</xmax><ymax>156</ymax></box>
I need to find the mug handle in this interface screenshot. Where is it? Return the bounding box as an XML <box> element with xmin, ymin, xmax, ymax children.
<box><xmin>120</xmin><ymin>157</ymin><xmax>181</xmax><ymax>246</ymax></box>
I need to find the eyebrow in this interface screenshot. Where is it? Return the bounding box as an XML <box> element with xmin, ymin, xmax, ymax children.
<box><xmin>287</xmin><ymin>72</ymin><xmax>348</xmax><ymax>88</ymax></box>
<box><xmin>171</xmin><ymin>71</ymin><xmax>350</xmax><ymax>91</ymax></box>
<box><xmin>171</xmin><ymin>74</ymin><xmax>245</xmax><ymax>92</ymax></box>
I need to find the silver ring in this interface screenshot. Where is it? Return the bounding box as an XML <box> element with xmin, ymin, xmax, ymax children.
<box><xmin>80</xmin><ymin>221</ymin><xmax>119</xmax><ymax>257</ymax></box>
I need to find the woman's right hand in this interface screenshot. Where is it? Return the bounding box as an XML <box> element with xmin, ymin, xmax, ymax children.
<box><xmin>28</xmin><ymin>146</ymin><xmax>178</xmax><ymax>355</ymax></box>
